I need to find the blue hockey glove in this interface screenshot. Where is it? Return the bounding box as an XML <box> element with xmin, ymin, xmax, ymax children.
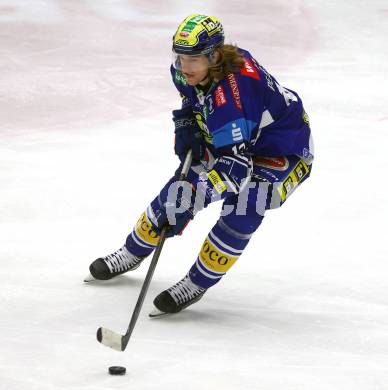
<box><xmin>173</xmin><ymin>108</ymin><xmax>206</xmax><ymax>163</ymax></box>
<box><xmin>149</xmin><ymin>180</ymin><xmax>201</xmax><ymax>237</ymax></box>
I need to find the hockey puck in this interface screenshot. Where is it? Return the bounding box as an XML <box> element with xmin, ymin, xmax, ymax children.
<box><xmin>108</xmin><ymin>366</ymin><xmax>126</xmax><ymax>376</ymax></box>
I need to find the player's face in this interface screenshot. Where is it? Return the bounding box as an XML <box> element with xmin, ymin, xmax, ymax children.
<box><xmin>175</xmin><ymin>54</ymin><xmax>210</xmax><ymax>85</ymax></box>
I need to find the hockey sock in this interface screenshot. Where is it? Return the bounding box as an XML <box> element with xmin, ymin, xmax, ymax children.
<box><xmin>126</xmin><ymin>209</ymin><xmax>160</xmax><ymax>258</ymax></box>
<box><xmin>189</xmin><ymin>216</ymin><xmax>263</xmax><ymax>288</ymax></box>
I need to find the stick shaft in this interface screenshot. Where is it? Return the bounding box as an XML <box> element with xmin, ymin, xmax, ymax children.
<box><xmin>120</xmin><ymin>150</ymin><xmax>193</xmax><ymax>350</ymax></box>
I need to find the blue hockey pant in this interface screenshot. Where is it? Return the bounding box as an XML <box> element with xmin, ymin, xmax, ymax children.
<box><xmin>125</xmin><ymin>155</ymin><xmax>311</xmax><ymax>289</ymax></box>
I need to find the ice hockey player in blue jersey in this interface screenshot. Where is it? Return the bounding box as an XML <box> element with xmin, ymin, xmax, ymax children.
<box><xmin>86</xmin><ymin>14</ymin><xmax>314</xmax><ymax>315</ymax></box>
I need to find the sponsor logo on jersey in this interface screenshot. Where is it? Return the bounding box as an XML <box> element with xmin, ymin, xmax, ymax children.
<box><xmin>231</xmin><ymin>122</ymin><xmax>243</xmax><ymax>141</ymax></box>
<box><xmin>240</xmin><ymin>58</ymin><xmax>260</xmax><ymax>80</ymax></box>
<box><xmin>259</xmin><ymin>64</ymin><xmax>276</xmax><ymax>92</ymax></box>
<box><xmin>253</xmin><ymin>156</ymin><xmax>289</xmax><ymax>171</ymax></box>
<box><xmin>227</xmin><ymin>74</ymin><xmax>242</xmax><ymax>111</ymax></box>
<box><xmin>214</xmin><ymin>85</ymin><xmax>227</xmax><ymax>107</ymax></box>
<box><xmin>208</xmin><ymin>169</ymin><xmax>227</xmax><ymax>193</ymax></box>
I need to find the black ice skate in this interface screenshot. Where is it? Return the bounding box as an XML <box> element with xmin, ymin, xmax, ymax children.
<box><xmin>150</xmin><ymin>275</ymin><xmax>207</xmax><ymax>316</ymax></box>
<box><xmin>84</xmin><ymin>245</ymin><xmax>146</xmax><ymax>282</ymax></box>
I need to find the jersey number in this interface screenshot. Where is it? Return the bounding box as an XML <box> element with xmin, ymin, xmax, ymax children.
<box><xmin>275</xmin><ymin>81</ymin><xmax>298</xmax><ymax>106</ymax></box>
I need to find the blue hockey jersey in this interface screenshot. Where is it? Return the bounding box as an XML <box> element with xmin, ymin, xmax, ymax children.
<box><xmin>171</xmin><ymin>48</ymin><xmax>314</xmax><ymax>163</ymax></box>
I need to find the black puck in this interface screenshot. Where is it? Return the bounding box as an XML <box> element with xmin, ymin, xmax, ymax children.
<box><xmin>108</xmin><ymin>366</ymin><xmax>126</xmax><ymax>376</ymax></box>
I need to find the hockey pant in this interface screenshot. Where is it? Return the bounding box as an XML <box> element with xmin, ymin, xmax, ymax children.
<box><xmin>126</xmin><ymin>155</ymin><xmax>312</xmax><ymax>289</ymax></box>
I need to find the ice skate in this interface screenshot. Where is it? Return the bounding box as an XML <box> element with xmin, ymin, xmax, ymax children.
<box><xmin>150</xmin><ymin>275</ymin><xmax>206</xmax><ymax>316</ymax></box>
<box><xmin>84</xmin><ymin>245</ymin><xmax>146</xmax><ymax>282</ymax></box>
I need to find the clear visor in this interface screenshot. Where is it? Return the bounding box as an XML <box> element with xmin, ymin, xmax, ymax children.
<box><xmin>172</xmin><ymin>51</ymin><xmax>211</xmax><ymax>72</ymax></box>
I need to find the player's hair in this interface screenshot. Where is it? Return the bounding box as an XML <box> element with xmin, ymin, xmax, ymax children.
<box><xmin>209</xmin><ymin>44</ymin><xmax>245</xmax><ymax>81</ymax></box>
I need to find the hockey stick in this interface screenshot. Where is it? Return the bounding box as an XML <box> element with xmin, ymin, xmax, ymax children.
<box><xmin>96</xmin><ymin>150</ymin><xmax>193</xmax><ymax>352</ymax></box>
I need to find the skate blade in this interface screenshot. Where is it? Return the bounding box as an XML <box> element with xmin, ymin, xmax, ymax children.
<box><xmin>149</xmin><ymin>308</ymin><xmax>169</xmax><ymax>318</ymax></box>
<box><xmin>83</xmin><ymin>273</ymin><xmax>96</xmax><ymax>283</ymax></box>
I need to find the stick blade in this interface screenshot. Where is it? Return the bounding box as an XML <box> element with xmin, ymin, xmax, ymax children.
<box><xmin>96</xmin><ymin>327</ymin><xmax>124</xmax><ymax>351</ymax></box>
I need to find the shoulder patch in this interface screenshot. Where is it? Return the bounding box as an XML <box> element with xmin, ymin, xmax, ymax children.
<box><xmin>240</xmin><ymin>58</ymin><xmax>260</xmax><ymax>80</ymax></box>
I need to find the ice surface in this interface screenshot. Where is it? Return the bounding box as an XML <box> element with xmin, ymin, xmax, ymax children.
<box><xmin>1</xmin><ymin>1</ymin><xmax>388</xmax><ymax>389</ymax></box>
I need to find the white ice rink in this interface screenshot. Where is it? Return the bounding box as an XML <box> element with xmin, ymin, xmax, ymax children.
<box><xmin>1</xmin><ymin>1</ymin><xmax>388</xmax><ymax>389</ymax></box>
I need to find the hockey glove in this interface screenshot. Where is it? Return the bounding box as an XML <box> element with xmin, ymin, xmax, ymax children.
<box><xmin>149</xmin><ymin>179</ymin><xmax>204</xmax><ymax>238</ymax></box>
<box><xmin>190</xmin><ymin>149</ymin><xmax>253</xmax><ymax>205</ymax></box>
<box><xmin>173</xmin><ymin>108</ymin><xmax>206</xmax><ymax>163</ymax></box>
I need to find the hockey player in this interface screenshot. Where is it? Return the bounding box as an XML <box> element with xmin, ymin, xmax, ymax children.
<box><xmin>86</xmin><ymin>14</ymin><xmax>314</xmax><ymax>315</ymax></box>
